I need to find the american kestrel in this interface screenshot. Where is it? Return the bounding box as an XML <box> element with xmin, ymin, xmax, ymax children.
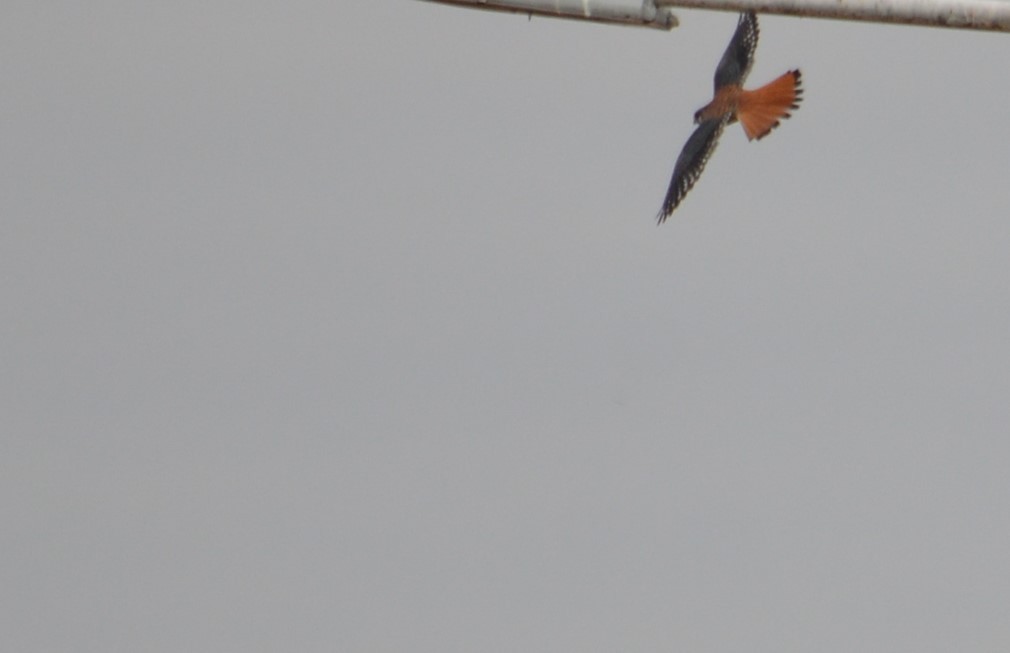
<box><xmin>657</xmin><ymin>11</ymin><xmax>802</xmax><ymax>222</ymax></box>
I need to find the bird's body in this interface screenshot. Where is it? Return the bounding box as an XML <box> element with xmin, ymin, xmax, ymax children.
<box><xmin>657</xmin><ymin>12</ymin><xmax>802</xmax><ymax>222</ymax></box>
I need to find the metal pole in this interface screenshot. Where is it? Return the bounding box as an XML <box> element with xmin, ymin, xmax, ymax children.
<box><xmin>420</xmin><ymin>0</ymin><xmax>1010</xmax><ymax>31</ymax></box>
<box><xmin>417</xmin><ymin>0</ymin><xmax>679</xmax><ymax>30</ymax></box>
<box><xmin>655</xmin><ymin>0</ymin><xmax>1010</xmax><ymax>31</ymax></box>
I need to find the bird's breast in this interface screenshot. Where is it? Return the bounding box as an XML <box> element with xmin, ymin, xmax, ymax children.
<box><xmin>695</xmin><ymin>85</ymin><xmax>741</xmax><ymax>124</ymax></box>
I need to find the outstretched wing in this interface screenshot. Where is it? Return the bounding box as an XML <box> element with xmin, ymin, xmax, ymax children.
<box><xmin>713</xmin><ymin>11</ymin><xmax>759</xmax><ymax>91</ymax></box>
<box><xmin>657</xmin><ymin>116</ymin><xmax>729</xmax><ymax>223</ymax></box>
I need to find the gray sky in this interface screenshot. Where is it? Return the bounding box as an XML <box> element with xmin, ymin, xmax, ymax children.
<box><xmin>4</xmin><ymin>2</ymin><xmax>1010</xmax><ymax>651</ymax></box>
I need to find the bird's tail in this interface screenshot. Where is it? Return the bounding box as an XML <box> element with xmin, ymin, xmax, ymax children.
<box><xmin>737</xmin><ymin>70</ymin><xmax>802</xmax><ymax>141</ymax></box>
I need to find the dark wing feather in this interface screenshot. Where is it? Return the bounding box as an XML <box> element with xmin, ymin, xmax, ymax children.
<box><xmin>713</xmin><ymin>11</ymin><xmax>759</xmax><ymax>91</ymax></box>
<box><xmin>657</xmin><ymin>117</ymin><xmax>728</xmax><ymax>223</ymax></box>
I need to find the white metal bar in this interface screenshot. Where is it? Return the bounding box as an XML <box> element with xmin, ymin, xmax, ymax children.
<box><xmin>655</xmin><ymin>0</ymin><xmax>1010</xmax><ymax>31</ymax></box>
<box><xmin>417</xmin><ymin>0</ymin><xmax>679</xmax><ymax>29</ymax></box>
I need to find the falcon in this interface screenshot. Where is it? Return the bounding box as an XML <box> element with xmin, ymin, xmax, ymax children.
<box><xmin>657</xmin><ymin>12</ymin><xmax>802</xmax><ymax>222</ymax></box>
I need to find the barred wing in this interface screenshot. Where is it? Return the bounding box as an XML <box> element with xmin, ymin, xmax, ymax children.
<box><xmin>657</xmin><ymin>117</ymin><xmax>728</xmax><ymax>223</ymax></box>
<box><xmin>713</xmin><ymin>11</ymin><xmax>759</xmax><ymax>91</ymax></box>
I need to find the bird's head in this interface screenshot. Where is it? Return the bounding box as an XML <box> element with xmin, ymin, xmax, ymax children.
<box><xmin>693</xmin><ymin>108</ymin><xmax>704</xmax><ymax>125</ymax></box>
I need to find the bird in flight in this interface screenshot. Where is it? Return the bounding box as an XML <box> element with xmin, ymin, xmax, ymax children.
<box><xmin>657</xmin><ymin>11</ymin><xmax>802</xmax><ymax>223</ymax></box>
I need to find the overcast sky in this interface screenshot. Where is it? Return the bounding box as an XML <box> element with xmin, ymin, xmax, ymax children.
<box><xmin>4</xmin><ymin>2</ymin><xmax>1010</xmax><ymax>651</ymax></box>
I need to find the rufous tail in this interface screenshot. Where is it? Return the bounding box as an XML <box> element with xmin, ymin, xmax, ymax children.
<box><xmin>737</xmin><ymin>70</ymin><xmax>802</xmax><ymax>141</ymax></box>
